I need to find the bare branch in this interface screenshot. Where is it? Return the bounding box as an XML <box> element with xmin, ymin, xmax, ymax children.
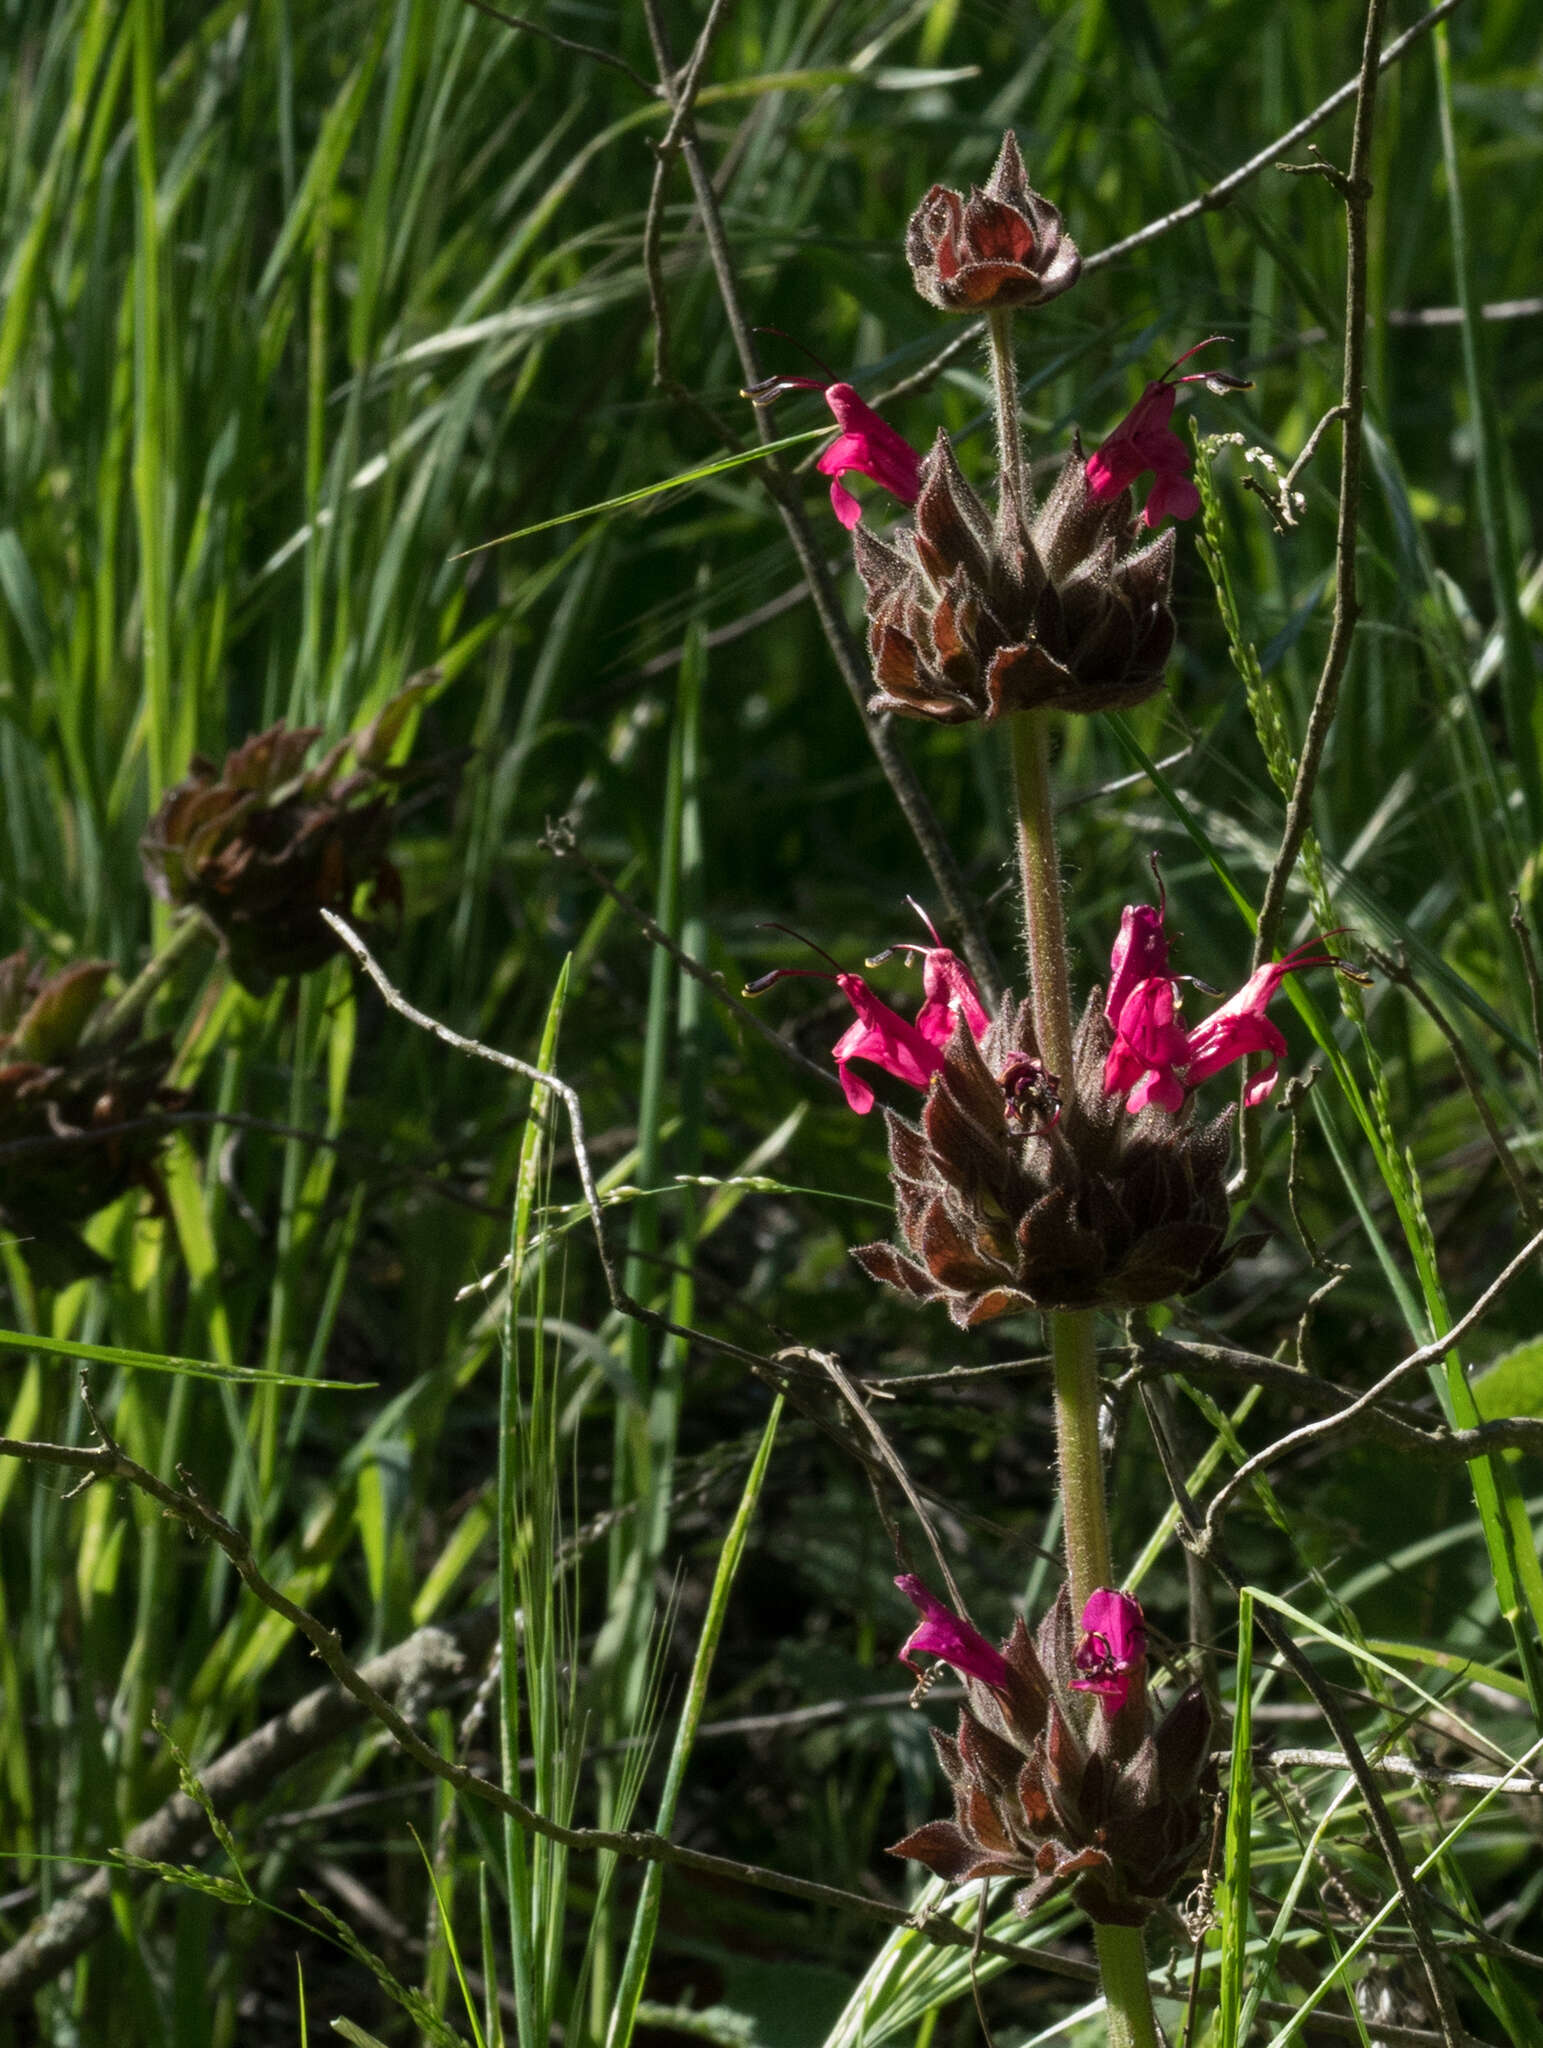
<box><xmin>1510</xmin><ymin>891</ymin><xmax>1543</xmax><ymax>1088</ymax></box>
<box><xmin>1200</xmin><ymin>1224</ymin><xmax>1543</xmax><ymax>1536</ymax></box>
<box><xmin>635</xmin><ymin>0</ymin><xmax>1002</xmax><ymax>1004</ymax></box>
<box><xmin>1085</xmin><ymin>0</ymin><xmax>1467</xmax><ymax>277</ymax></box>
<box><xmin>1250</xmin><ymin>1</ymin><xmax>1387</xmax><ymax>965</ymax></box>
<box><xmin>321</xmin><ymin>912</ymin><xmax>776</xmax><ymax>1376</ymax></box>
<box><xmin>0</xmin><ymin>1399</ymin><xmax>1486</xmax><ymax>2047</ymax></box>
<box><xmin>459</xmin><ymin>0</ymin><xmax>657</xmax><ymax>97</ymax></box>
<box><xmin>541</xmin><ymin>820</ymin><xmax>840</xmax><ymax>1095</ymax></box>
<box><xmin>0</xmin><ymin>1606</ymin><xmax>498</xmax><ymax>2007</ymax></box>
<box><xmin>1256</xmin><ymin>1750</ymin><xmax>1543</xmax><ymax>1798</ymax></box>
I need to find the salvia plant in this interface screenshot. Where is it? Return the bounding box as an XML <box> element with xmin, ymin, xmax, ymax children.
<box><xmin>0</xmin><ymin>5</ymin><xmax>1540</xmax><ymax>2047</ymax></box>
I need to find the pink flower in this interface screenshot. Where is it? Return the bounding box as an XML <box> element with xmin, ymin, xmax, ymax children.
<box><xmin>1103</xmin><ymin>899</ymin><xmax>1172</xmax><ymax>1031</ymax></box>
<box><xmin>1180</xmin><ymin>936</ymin><xmax>1346</xmax><ymax>1109</ymax></box>
<box><xmin>1086</xmin><ymin>339</ymin><xmax>1247</xmax><ymax>530</ymax></box>
<box><xmin>829</xmin><ymin>974</ymin><xmax>948</xmax><ymax>1114</ymax></box>
<box><xmin>1102</xmin><ymin>889</ymin><xmax>1352</xmax><ymax>1115</ymax></box>
<box><xmin>743</xmin><ymin>373</ymin><xmax>921</xmax><ymax>530</ymax></box>
<box><xmin>895</xmin><ymin>1574</ymin><xmax>1012</xmax><ymax>1693</ymax></box>
<box><xmin>1103</xmin><ymin>974</ymin><xmax>1190</xmax><ymax>1114</ymax></box>
<box><xmin>746</xmin><ymin>905</ymin><xmax>988</xmax><ymax>1114</ymax></box>
<box><xmin>818</xmin><ymin>382</ymin><xmax>923</xmax><ymax>530</ymax></box>
<box><xmin>882</xmin><ymin>902</ymin><xmax>991</xmax><ymax>1050</ymax></box>
<box><xmin>1071</xmin><ymin>1589</ymin><xmax>1146</xmax><ymax>1715</ymax></box>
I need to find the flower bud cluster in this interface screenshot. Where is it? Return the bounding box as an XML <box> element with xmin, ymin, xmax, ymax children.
<box><xmin>853</xmin><ymin>433</ymin><xmax>1178</xmax><ymax>723</ymax></box>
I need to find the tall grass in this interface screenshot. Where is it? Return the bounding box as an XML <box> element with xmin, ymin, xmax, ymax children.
<box><xmin>0</xmin><ymin>0</ymin><xmax>1540</xmax><ymax>2041</ymax></box>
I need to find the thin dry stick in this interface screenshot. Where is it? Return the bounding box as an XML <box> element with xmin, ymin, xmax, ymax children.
<box><xmin>0</xmin><ymin>1396</ymin><xmax>1476</xmax><ymax>2048</ymax></box>
<box><xmin>460</xmin><ymin>0</ymin><xmax>657</xmax><ymax>95</ymax></box>
<box><xmin>1241</xmin><ymin>401</ymin><xmax>1349</xmax><ymax>530</ymax></box>
<box><xmin>1509</xmin><ymin>892</ymin><xmax>1543</xmax><ymax>1088</ymax></box>
<box><xmin>541</xmin><ymin>820</ymin><xmax>841</xmax><ymax>1095</ymax></box>
<box><xmin>1119</xmin><ymin>1333</ymin><xmax>1543</xmax><ymax>1461</ymax></box>
<box><xmin>1087</xmin><ymin>0</ymin><xmax>1465</xmax><ymax>276</ymax></box>
<box><xmin>320</xmin><ymin>911</ymin><xmax>773</xmax><ymax>1375</ymax></box>
<box><xmin>1258</xmin><ymin>1751</ymin><xmax>1543</xmax><ymax>1797</ymax></box>
<box><xmin>0</xmin><ymin>1607</ymin><xmax>499</xmax><ymax>2007</ymax></box>
<box><xmin>1201</xmin><ymin>1223</ymin><xmax>1543</xmax><ymax>1539</ymax></box>
<box><xmin>635</xmin><ymin>0</ymin><xmax>1002</xmax><ymax>1005</ymax></box>
<box><xmin>1138</xmin><ymin>1390</ymin><xmax>1471</xmax><ymax>2048</ymax></box>
<box><xmin>1368</xmin><ymin>946</ymin><xmax>1540</xmax><ymax>1227</ymax></box>
<box><xmin>1251</xmin><ymin>0</ymin><xmax>1387</xmax><ymax>968</ymax></box>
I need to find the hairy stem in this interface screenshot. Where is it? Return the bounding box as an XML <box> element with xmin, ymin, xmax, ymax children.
<box><xmin>1009</xmin><ymin>704</ymin><xmax>1158</xmax><ymax>2048</ymax></box>
<box><xmin>1093</xmin><ymin>1924</ymin><xmax>1162</xmax><ymax>2048</ymax></box>
<box><xmin>1009</xmin><ymin>709</ymin><xmax>1073</xmax><ymax>1078</ymax></box>
<box><xmin>986</xmin><ymin>309</ymin><xmax>1025</xmax><ymax>518</ymax></box>
<box><xmin>1050</xmin><ymin>1306</ymin><xmax>1112</xmax><ymax>1608</ymax></box>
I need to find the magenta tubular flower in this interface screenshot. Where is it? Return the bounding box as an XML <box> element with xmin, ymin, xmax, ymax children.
<box><xmin>1101</xmin><ymin>888</ymin><xmax>1348</xmax><ymax>1114</ymax></box>
<box><xmin>818</xmin><ymin>382</ymin><xmax>923</xmax><ymax>530</ymax></box>
<box><xmin>1086</xmin><ymin>379</ymin><xmax>1199</xmax><ymax>529</ymax></box>
<box><xmin>892</xmin><ymin>902</ymin><xmax>992</xmax><ymax>1051</ymax></box>
<box><xmin>1104</xmin><ymin>975</ymin><xmax>1189</xmax><ymax>1113</ymax></box>
<box><xmin>895</xmin><ymin>1574</ymin><xmax>1012</xmax><ymax>1693</ymax></box>
<box><xmin>1181</xmin><ymin>936</ymin><xmax>1344</xmax><ymax>1107</ymax></box>
<box><xmin>743</xmin><ymin>373</ymin><xmax>921</xmax><ymax>529</ymax></box>
<box><xmin>1103</xmin><ymin>901</ymin><xmax>1171</xmax><ymax>1030</ymax></box>
<box><xmin>1086</xmin><ymin>339</ymin><xmax>1245</xmax><ymax>530</ymax></box>
<box><xmin>1102</xmin><ymin>890</ymin><xmax>1189</xmax><ymax>1111</ymax></box>
<box><xmin>830</xmin><ymin>974</ymin><xmax>948</xmax><ymax>1113</ymax></box>
<box><xmin>1071</xmin><ymin>1589</ymin><xmax>1147</xmax><ymax>1714</ymax></box>
<box><xmin>746</xmin><ymin>908</ymin><xmax>989</xmax><ymax>1114</ymax></box>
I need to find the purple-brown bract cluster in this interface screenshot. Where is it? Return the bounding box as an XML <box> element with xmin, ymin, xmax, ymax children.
<box><xmin>889</xmin><ymin>1578</ymin><xmax>1213</xmax><ymax>1927</ymax></box>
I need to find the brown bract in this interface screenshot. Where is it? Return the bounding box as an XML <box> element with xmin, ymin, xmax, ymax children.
<box><xmin>906</xmin><ymin>132</ymin><xmax>1081</xmax><ymax>314</ymax></box>
<box><xmin>889</xmin><ymin>1585</ymin><xmax>1214</xmax><ymax>1927</ymax></box>
<box><xmin>0</xmin><ymin>952</ymin><xmax>187</xmax><ymax>1282</ymax></box>
<box><xmin>855</xmin><ymin>433</ymin><xmax>1176</xmax><ymax>726</ymax></box>
<box><xmin>853</xmin><ymin>992</ymin><xmax>1258</xmax><ymax>1325</ymax></box>
<box><xmin>141</xmin><ymin>682</ymin><xmax>438</xmax><ymax>995</ymax></box>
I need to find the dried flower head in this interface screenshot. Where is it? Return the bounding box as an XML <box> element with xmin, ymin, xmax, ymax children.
<box><xmin>141</xmin><ymin>681</ymin><xmax>438</xmax><ymax>994</ymax></box>
<box><xmin>889</xmin><ymin>1580</ymin><xmax>1213</xmax><ymax>1927</ymax></box>
<box><xmin>852</xmin><ymin>984</ymin><xmax>1257</xmax><ymax>1325</ymax></box>
<box><xmin>0</xmin><ymin>953</ymin><xmax>187</xmax><ymax>1282</ymax></box>
<box><xmin>906</xmin><ymin>132</ymin><xmax>1081</xmax><ymax>314</ymax></box>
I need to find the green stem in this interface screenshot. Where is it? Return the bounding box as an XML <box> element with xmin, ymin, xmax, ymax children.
<box><xmin>986</xmin><ymin>308</ymin><xmax>1026</xmax><ymax>520</ymax></box>
<box><xmin>1093</xmin><ymin>1925</ymin><xmax>1162</xmax><ymax>2048</ymax></box>
<box><xmin>1050</xmin><ymin>1306</ymin><xmax>1111</xmax><ymax>1610</ymax></box>
<box><xmin>1009</xmin><ymin>709</ymin><xmax>1073</xmax><ymax>1079</ymax></box>
<box><xmin>1008</xmin><ymin>697</ymin><xmax>1160</xmax><ymax>2048</ymax></box>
